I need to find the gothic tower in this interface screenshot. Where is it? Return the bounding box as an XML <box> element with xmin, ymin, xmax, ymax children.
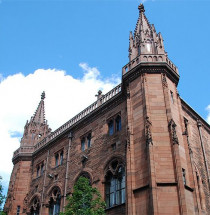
<box><xmin>4</xmin><ymin>92</ymin><xmax>51</xmax><ymax>214</ymax></box>
<box><xmin>124</xmin><ymin>4</ymin><xmax>209</xmax><ymax>215</ymax></box>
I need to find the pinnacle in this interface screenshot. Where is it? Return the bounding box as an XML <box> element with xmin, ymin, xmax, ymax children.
<box><xmin>41</xmin><ymin>91</ymin><xmax>45</xmax><ymax>100</ymax></box>
<box><xmin>138</xmin><ymin>3</ymin><xmax>145</xmax><ymax>13</ymax></box>
<box><xmin>32</xmin><ymin>91</ymin><xmax>46</xmax><ymax>124</ymax></box>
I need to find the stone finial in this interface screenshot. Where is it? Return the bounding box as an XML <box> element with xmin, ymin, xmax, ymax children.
<box><xmin>95</xmin><ymin>90</ymin><xmax>103</xmax><ymax>100</ymax></box>
<box><xmin>41</xmin><ymin>91</ymin><xmax>45</xmax><ymax>100</ymax></box>
<box><xmin>138</xmin><ymin>3</ymin><xmax>145</xmax><ymax>13</ymax></box>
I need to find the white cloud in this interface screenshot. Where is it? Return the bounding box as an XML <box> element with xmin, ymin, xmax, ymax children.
<box><xmin>206</xmin><ymin>105</ymin><xmax>210</xmax><ymax>124</ymax></box>
<box><xmin>0</xmin><ymin>64</ymin><xmax>120</xmax><ymax>193</ymax></box>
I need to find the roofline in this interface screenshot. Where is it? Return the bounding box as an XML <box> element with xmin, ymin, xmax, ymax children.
<box><xmin>181</xmin><ymin>98</ymin><xmax>210</xmax><ymax>131</ymax></box>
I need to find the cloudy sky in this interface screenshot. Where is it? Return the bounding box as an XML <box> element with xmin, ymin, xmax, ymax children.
<box><xmin>0</xmin><ymin>0</ymin><xmax>210</xmax><ymax>196</ymax></box>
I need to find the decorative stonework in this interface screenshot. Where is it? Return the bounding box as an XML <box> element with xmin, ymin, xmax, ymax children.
<box><xmin>126</xmin><ymin>127</ymin><xmax>131</xmax><ymax>150</ymax></box>
<box><xmin>162</xmin><ymin>74</ymin><xmax>168</xmax><ymax>88</ymax></box>
<box><xmin>183</xmin><ymin>118</ymin><xmax>193</xmax><ymax>154</ymax></box>
<box><xmin>168</xmin><ymin>119</ymin><xmax>179</xmax><ymax>145</ymax></box>
<box><xmin>145</xmin><ymin>116</ymin><xmax>153</xmax><ymax>145</ymax></box>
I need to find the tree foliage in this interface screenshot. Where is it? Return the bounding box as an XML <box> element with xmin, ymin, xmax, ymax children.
<box><xmin>61</xmin><ymin>177</ymin><xmax>106</xmax><ymax>215</ymax></box>
<box><xmin>0</xmin><ymin>176</ymin><xmax>6</xmax><ymax>215</ymax></box>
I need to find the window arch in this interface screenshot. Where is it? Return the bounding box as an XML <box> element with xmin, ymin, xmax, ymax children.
<box><xmin>49</xmin><ymin>187</ymin><xmax>61</xmax><ymax>215</ymax></box>
<box><xmin>30</xmin><ymin>197</ymin><xmax>40</xmax><ymax>215</ymax></box>
<box><xmin>105</xmin><ymin>159</ymin><xmax>125</xmax><ymax>208</ymax></box>
<box><xmin>76</xmin><ymin>171</ymin><xmax>92</xmax><ymax>185</ymax></box>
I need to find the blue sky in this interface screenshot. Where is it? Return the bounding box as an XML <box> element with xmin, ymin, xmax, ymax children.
<box><xmin>0</xmin><ymin>0</ymin><xmax>210</xmax><ymax>196</ymax></box>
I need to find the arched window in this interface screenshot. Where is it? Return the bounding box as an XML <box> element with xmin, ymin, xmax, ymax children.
<box><xmin>115</xmin><ymin>115</ymin><xmax>121</xmax><ymax>132</ymax></box>
<box><xmin>77</xmin><ymin>171</ymin><xmax>92</xmax><ymax>185</ymax></box>
<box><xmin>49</xmin><ymin>188</ymin><xmax>61</xmax><ymax>215</ymax></box>
<box><xmin>30</xmin><ymin>197</ymin><xmax>40</xmax><ymax>215</ymax></box>
<box><xmin>105</xmin><ymin>160</ymin><xmax>125</xmax><ymax>208</ymax></box>
<box><xmin>108</xmin><ymin>120</ymin><xmax>114</xmax><ymax>136</ymax></box>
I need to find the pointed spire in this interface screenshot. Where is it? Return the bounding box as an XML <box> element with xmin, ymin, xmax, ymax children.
<box><xmin>20</xmin><ymin>91</ymin><xmax>51</xmax><ymax>146</ymax></box>
<box><xmin>129</xmin><ymin>4</ymin><xmax>167</xmax><ymax>61</ymax></box>
<box><xmin>32</xmin><ymin>91</ymin><xmax>46</xmax><ymax>124</ymax></box>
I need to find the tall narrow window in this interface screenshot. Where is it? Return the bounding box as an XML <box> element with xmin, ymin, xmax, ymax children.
<box><xmin>105</xmin><ymin>161</ymin><xmax>125</xmax><ymax>208</ymax></box>
<box><xmin>81</xmin><ymin>138</ymin><xmax>85</xmax><ymax>151</ymax></box>
<box><xmin>115</xmin><ymin>115</ymin><xmax>121</xmax><ymax>132</ymax></box>
<box><xmin>182</xmin><ymin>168</ymin><xmax>186</xmax><ymax>185</ymax></box>
<box><xmin>16</xmin><ymin>205</ymin><xmax>20</xmax><ymax>215</ymax></box>
<box><xmin>40</xmin><ymin>163</ymin><xmax>44</xmax><ymax>176</ymax></box>
<box><xmin>49</xmin><ymin>189</ymin><xmax>61</xmax><ymax>215</ymax></box>
<box><xmin>55</xmin><ymin>154</ymin><xmax>59</xmax><ymax>167</ymax></box>
<box><xmin>108</xmin><ymin>120</ymin><xmax>114</xmax><ymax>136</ymax></box>
<box><xmin>87</xmin><ymin>133</ymin><xmax>91</xmax><ymax>148</ymax></box>
<box><xmin>170</xmin><ymin>91</ymin><xmax>174</xmax><ymax>104</ymax></box>
<box><xmin>60</xmin><ymin>151</ymin><xmax>63</xmax><ymax>165</ymax></box>
<box><xmin>37</xmin><ymin>166</ymin><xmax>40</xmax><ymax>177</ymax></box>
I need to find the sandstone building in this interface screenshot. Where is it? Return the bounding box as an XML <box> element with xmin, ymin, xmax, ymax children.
<box><xmin>4</xmin><ymin>4</ymin><xmax>210</xmax><ymax>215</ymax></box>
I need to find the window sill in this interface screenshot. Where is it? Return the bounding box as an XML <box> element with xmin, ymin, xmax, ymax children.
<box><xmin>105</xmin><ymin>203</ymin><xmax>125</xmax><ymax>211</ymax></box>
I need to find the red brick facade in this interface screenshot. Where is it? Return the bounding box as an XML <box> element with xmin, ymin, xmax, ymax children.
<box><xmin>4</xmin><ymin>4</ymin><xmax>210</xmax><ymax>215</ymax></box>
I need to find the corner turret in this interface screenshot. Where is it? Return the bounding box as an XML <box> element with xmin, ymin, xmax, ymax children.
<box><xmin>20</xmin><ymin>91</ymin><xmax>51</xmax><ymax>147</ymax></box>
<box><xmin>129</xmin><ymin>4</ymin><xmax>166</xmax><ymax>61</ymax></box>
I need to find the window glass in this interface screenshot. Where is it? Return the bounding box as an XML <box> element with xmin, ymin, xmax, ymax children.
<box><xmin>108</xmin><ymin>120</ymin><xmax>114</xmax><ymax>135</ymax></box>
<box><xmin>55</xmin><ymin>154</ymin><xmax>59</xmax><ymax>167</ymax></box>
<box><xmin>37</xmin><ymin>166</ymin><xmax>40</xmax><ymax>177</ymax></box>
<box><xmin>116</xmin><ymin>116</ymin><xmax>121</xmax><ymax>132</ymax></box>
<box><xmin>40</xmin><ymin>163</ymin><xmax>44</xmax><ymax>176</ymax></box>
<box><xmin>16</xmin><ymin>205</ymin><xmax>20</xmax><ymax>215</ymax></box>
<box><xmin>60</xmin><ymin>151</ymin><xmax>63</xmax><ymax>165</ymax></box>
<box><xmin>87</xmin><ymin>133</ymin><xmax>91</xmax><ymax>148</ymax></box>
<box><xmin>49</xmin><ymin>190</ymin><xmax>61</xmax><ymax>215</ymax></box>
<box><xmin>81</xmin><ymin>138</ymin><xmax>85</xmax><ymax>151</ymax></box>
<box><xmin>170</xmin><ymin>91</ymin><xmax>174</xmax><ymax>104</ymax></box>
<box><xmin>105</xmin><ymin>162</ymin><xmax>125</xmax><ymax>208</ymax></box>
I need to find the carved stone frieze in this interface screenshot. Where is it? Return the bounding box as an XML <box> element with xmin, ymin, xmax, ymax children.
<box><xmin>168</xmin><ymin>119</ymin><xmax>179</xmax><ymax>145</ymax></box>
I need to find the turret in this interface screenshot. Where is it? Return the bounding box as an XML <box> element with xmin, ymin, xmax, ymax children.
<box><xmin>20</xmin><ymin>91</ymin><xmax>51</xmax><ymax>147</ymax></box>
<box><xmin>129</xmin><ymin>4</ymin><xmax>167</xmax><ymax>61</ymax></box>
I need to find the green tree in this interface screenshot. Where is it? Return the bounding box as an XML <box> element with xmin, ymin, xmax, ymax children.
<box><xmin>0</xmin><ymin>176</ymin><xmax>6</xmax><ymax>215</ymax></box>
<box><xmin>61</xmin><ymin>177</ymin><xmax>106</xmax><ymax>215</ymax></box>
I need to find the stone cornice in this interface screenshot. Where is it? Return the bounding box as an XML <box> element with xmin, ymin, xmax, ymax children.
<box><xmin>122</xmin><ymin>61</ymin><xmax>179</xmax><ymax>86</ymax></box>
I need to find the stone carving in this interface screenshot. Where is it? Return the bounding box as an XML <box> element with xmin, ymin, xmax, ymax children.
<box><xmin>145</xmin><ymin>116</ymin><xmax>153</xmax><ymax>145</ymax></box>
<box><xmin>168</xmin><ymin>119</ymin><xmax>179</xmax><ymax>145</ymax></box>
<box><xmin>30</xmin><ymin>196</ymin><xmax>40</xmax><ymax>211</ymax></box>
<box><xmin>126</xmin><ymin>127</ymin><xmax>131</xmax><ymax>150</ymax></box>
<box><xmin>162</xmin><ymin>74</ymin><xmax>168</xmax><ymax>88</ymax></box>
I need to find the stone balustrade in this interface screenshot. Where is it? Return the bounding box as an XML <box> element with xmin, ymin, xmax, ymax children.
<box><xmin>13</xmin><ymin>84</ymin><xmax>121</xmax><ymax>156</ymax></box>
<box><xmin>13</xmin><ymin>146</ymin><xmax>34</xmax><ymax>159</ymax></box>
<box><xmin>122</xmin><ymin>54</ymin><xmax>178</xmax><ymax>75</ymax></box>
